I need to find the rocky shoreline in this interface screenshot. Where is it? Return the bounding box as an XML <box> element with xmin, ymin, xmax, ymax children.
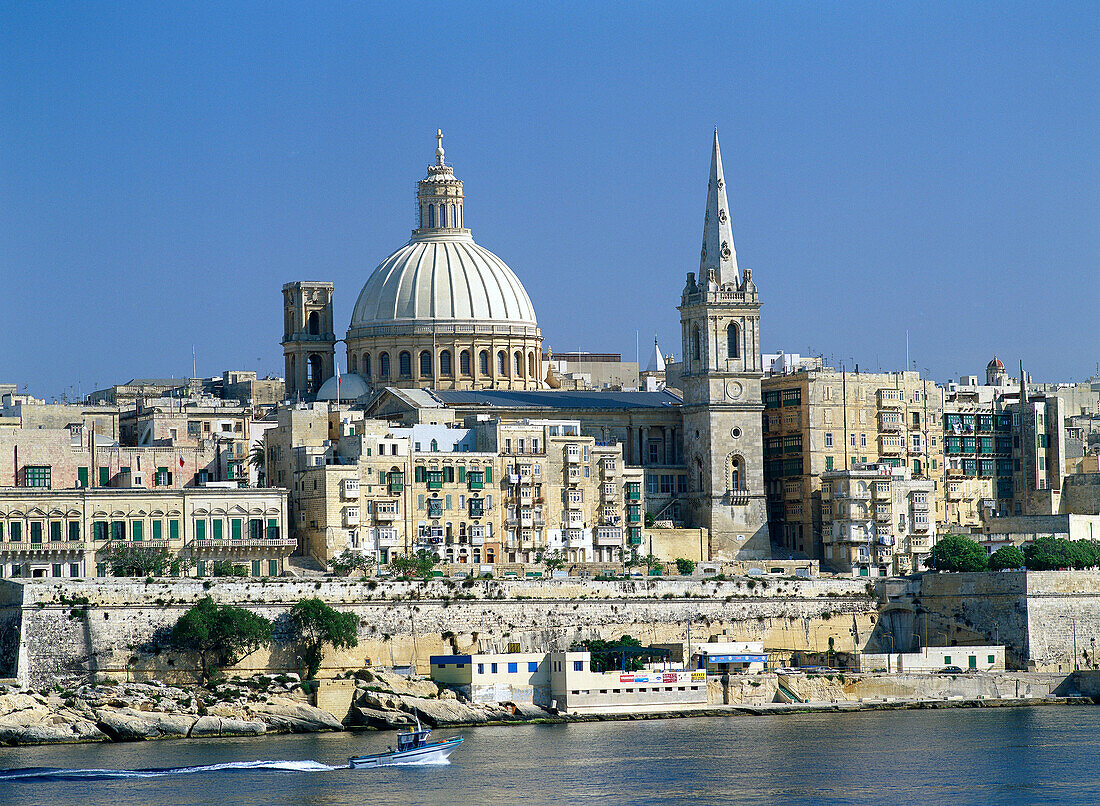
<box><xmin>1</xmin><ymin>670</ymin><xmax>1096</xmax><ymax>747</ymax></box>
<box><xmin>0</xmin><ymin>669</ymin><xmax>560</xmax><ymax>747</ymax></box>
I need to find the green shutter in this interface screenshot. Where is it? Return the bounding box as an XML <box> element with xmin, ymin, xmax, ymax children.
<box><xmin>197</xmin><ymin>560</ymin><xmax>206</xmax><ymax>577</ymax></box>
<box><xmin>213</xmin><ymin>519</ymin><xmax>223</xmax><ymax>539</ymax></box>
<box><xmin>418</xmin><ymin>494</ymin><xmax>425</xmax><ymax>510</ymax></box>
<box><xmin>194</xmin><ymin>520</ymin><xmax>205</xmax><ymax>540</ymax></box>
<box><xmin>268</xmin><ymin>559</ymin><xmax>278</xmax><ymax>576</ymax></box>
<box><xmin>251</xmin><ymin>560</ymin><xmax>261</xmax><ymax>577</ymax></box>
<box><xmin>132</xmin><ymin>521</ymin><xmax>143</xmax><ymax>542</ymax></box>
<box><xmin>231</xmin><ymin>519</ymin><xmax>241</xmax><ymax>540</ymax></box>
<box><xmin>99</xmin><ymin>467</ymin><xmax>110</xmax><ymax>486</ymax></box>
<box><xmin>267</xmin><ymin>518</ymin><xmax>278</xmax><ymax>540</ymax></box>
<box><xmin>77</xmin><ymin>467</ymin><xmax>89</xmax><ymax>487</ymax></box>
<box><xmin>485</xmin><ymin>466</ymin><xmax>492</xmax><ymax>483</ymax></box>
<box><xmin>169</xmin><ymin>520</ymin><xmax>179</xmax><ymax>541</ymax></box>
<box><xmin>458</xmin><ymin>466</ymin><xmax>465</xmax><ymax>482</ymax></box>
<box><xmin>415</xmin><ymin>466</ymin><xmax>426</xmax><ymax>482</ymax></box>
<box><xmin>445</xmin><ymin>494</ymin><xmax>452</xmax><ymax>510</ymax></box>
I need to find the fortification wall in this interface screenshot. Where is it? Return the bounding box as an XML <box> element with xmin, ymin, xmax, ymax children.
<box><xmin>4</xmin><ymin>576</ymin><xmax>878</xmax><ymax>688</ymax></box>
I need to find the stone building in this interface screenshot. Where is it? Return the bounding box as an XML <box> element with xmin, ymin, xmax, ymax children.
<box><xmin>821</xmin><ymin>463</ymin><xmax>937</xmax><ymax>576</ymax></box>
<box><xmin>0</xmin><ymin>487</ymin><xmax>291</xmax><ymax>579</ymax></box>
<box><xmin>761</xmin><ymin>368</ymin><xmax>944</xmax><ymax>563</ymax></box>
<box><xmin>264</xmin><ymin>403</ymin><xmax>642</xmax><ymax>568</ymax></box>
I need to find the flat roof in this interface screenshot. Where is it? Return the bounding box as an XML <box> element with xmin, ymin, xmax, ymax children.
<box><xmin>430</xmin><ymin>389</ymin><xmax>683</xmax><ymax>411</ymax></box>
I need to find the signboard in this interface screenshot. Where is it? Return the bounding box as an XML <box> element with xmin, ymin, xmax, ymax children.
<box><xmin>705</xmin><ymin>654</ymin><xmax>767</xmax><ymax>664</ymax></box>
<box><xmin>690</xmin><ymin>671</ymin><xmax>706</xmax><ymax>682</ymax></box>
<box><xmin>619</xmin><ymin>674</ymin><xmax>634</xmax><ymax>683</ymax></box>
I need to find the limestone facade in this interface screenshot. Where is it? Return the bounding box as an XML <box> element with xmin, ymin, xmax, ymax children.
<box><xmin>821</xmin><ymin>463</ymin><xmax>937</xmax><ymax>576</ymax></box>
<box><xmin>0</xmin><ymin>488</ymin><xmax>291</xmax><ymax>579</ymax></box>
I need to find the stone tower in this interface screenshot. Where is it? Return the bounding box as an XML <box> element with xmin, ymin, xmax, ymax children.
<box><xmin>282</xmin><ymin>281</ymin><xmax>336</xmax><ymax>400</ymax></box>
<box><xmin>678</xmin><ymin>130</ymin><xmax>770</xmax><ymax>560</ymax></box>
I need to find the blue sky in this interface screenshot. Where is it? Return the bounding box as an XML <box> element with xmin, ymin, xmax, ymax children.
<box><xmin>2</xmin><ymin>2</ymin><xmax>1097</xmax><ymax>399</ymax></box>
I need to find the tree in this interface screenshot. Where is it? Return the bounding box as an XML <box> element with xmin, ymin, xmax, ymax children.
<box><xmin>99</xmin><ymin>542</ymin><xmax>186</xmax><ymax>577</ymax></box>
<box><xmin>211</xmin><ymin>560</ymin><xmax>249</xmax><ymax>577</ymax></box>
<box><xmin>675</xmin><ymin>557</ymin><xmax>696</xmax><ymax>576</ymax></box>
<box><xmin>387</xmin><ymin>549</ymin><xmax>439</xmax><ymax>579</ymax></box>
<box><xmin>925</xmin><ymin>535</ymin><xmax>988</xmax><ymax>572</ymax></box>
<box><xmin>536</xmin><ymin>548</ymin><xmax>567</xmax><ymax>573</ymax></box>
<box><xmin>1024</xmin><ymin>537</ymin><xmax>1100</xmax><ymax>570</ymax></box>
<box><xmin>289</xmin><ymin>597</ymin><xmax>359</xmax><ymax>679</ymax></box>
<box><xmin>988</xmin><ymin>545</ymin><xmax>1026</xmax><ymax>571</ymax></box>
<box><xmin>170</xmin><ymin>596</ymin><xmax>273</xmax><ymax>683</ymax></box>
<box><xmin>331</xmin><ymin>549</ymin><xmax>376</xmax><ymax>577</ymax></box>
<box><xmin>570</xmin><ymin>635</ymin><xmax>654</xmax><ymax>672</ymax></box>
<box><xmin>640</xmin><ymin>554</ymin><xmax>663</xmax><ymax>574</ymax></box>
<box><xmin>248</xmin><ymin>438</ymin><xmax>267</xmax><ymax>486</ymax></box>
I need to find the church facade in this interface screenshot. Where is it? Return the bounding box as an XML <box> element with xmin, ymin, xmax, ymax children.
<box><xmin>279</xmin><ymin>130</ymin><xmax>771</xmax><ymax>560</ymax></box>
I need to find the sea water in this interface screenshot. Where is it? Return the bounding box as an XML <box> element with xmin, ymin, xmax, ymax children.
<box><xmin>0</xmin><ymin>705</ymin><xmax>1096</xmax><ymax>805</ymax></box>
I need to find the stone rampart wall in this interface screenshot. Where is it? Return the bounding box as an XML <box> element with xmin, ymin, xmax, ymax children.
<box><xmin>3</xmin><ymin>576</ymin><xmax>877</xmax><ymax>688</ymax></box>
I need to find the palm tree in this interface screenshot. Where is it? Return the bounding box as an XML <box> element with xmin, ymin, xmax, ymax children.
<box><xmin>248</xmin><ymin>437</ymin><xmax>267</xmax><ymax>486</ymax></box>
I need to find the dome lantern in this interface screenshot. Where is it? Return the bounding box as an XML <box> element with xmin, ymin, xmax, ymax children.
<box><xmin>413</xmin><ymin>129</ymin><xmax>468</xmax><ymax>236</ymax></box>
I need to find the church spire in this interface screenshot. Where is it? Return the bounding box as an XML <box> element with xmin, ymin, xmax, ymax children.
<box><xmin>699</xmin><ymin>128</ymin><xmax>739</xmax><ymax>288</ymax></box>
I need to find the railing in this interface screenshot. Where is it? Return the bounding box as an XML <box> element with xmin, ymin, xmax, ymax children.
<box><xmin>1</xmin><ymin>542</ymin><xmax>85</xmax><ymax>554</ymax></box>
<box><xmin>189</xmin><ymin>538</ymin><xmax>296</xmax><ymax>550</ymax></box>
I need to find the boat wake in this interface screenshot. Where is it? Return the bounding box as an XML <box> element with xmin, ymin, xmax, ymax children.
<box><xmin>0</xmin><ymin>760</ymin><xmax>340</xmax><ymax>782</ymax></box>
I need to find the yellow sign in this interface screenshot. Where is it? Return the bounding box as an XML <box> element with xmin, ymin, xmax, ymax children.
<box><xmin>690</xmin><ymin>671</ymin><xmax>706</xmax><ymax>682</ymax></box>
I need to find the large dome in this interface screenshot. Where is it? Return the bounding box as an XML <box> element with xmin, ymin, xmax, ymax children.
<box><xmin>349</xmin><ymin>233</ymin><xmax>538</xmax><ymax>329</ymax></box>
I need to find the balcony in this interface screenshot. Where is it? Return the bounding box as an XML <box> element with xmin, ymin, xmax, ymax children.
<box><xmin>595</xmin><ymin>528</ymin><xmax>622</xmax><ymax>546</ymax></box>
<box><xmin>470</xmin><ymin>536</ymin><xmax>485</xmax><ymax>546</ymax></box>
<box><xmin>565</xmin><ymin>513</ymin><xmax>585</xmax><ymax>528</ymax></box>
<box><xmin>341</xmin><ymin>480</ymin><xmax>360</xmax><ymax>500</ymax></box>
<box><xmin>877</xmin><ymin>391</ymin><xmax>904</xmax><ymax>407</ymax></box>
<box><xmin>564</xmin><ymin>449</ymin><xmax>581</xmax><ymax>464</ymax></box>
<box><xmin>874</xmin><ymin>507</ymin><xmax>891</xmax><ymax>522</ymax></box>
<box><xmin>374</xmin><ymin>528</ymin><xmax>399</xmax><ymax>547</ymax></box>
<box><xmin>343</xmin><ymin>509</ymin><xmax>360</xmax><ymax>527</ymax></box>
<box><xmin>2</xmin><ymin>541</ymin><xmax>85</xmax><ymax>555</ymax></box>
<box><xmin>467</xmin><ymin>475</ymin><xmax>484</xmax><ymax>491</ymax></box>
<box><xmin>189</xmin><ymin>538</ymin><xmax>296</xmax><ymax>552</ymax></box>
<box><xmin>387</xmin><ymin>475</ymin><xmax>404</xmax><ymax>493</ymax></box>
<box><xmin>879</xmin><ymin>439</ymin><xmax>903</xmax><ymax>455</ymax></box>
<box><xmin>625</xmin><ymin>488</ymin><xmax>641</xmax><ymax>502</ymax></box>
<box><xmin>879</xmin><ymin>418</ymin><xmax>904</xmax><ymax>432</ymax></box>
<box><xmin>374</xmin><ymin>504</ymin><xmax>398</xmax><ymax>521</ymax></box>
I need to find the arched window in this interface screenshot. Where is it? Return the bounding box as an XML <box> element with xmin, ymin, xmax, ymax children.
<box><xmin>440</xmin><ymin>350</ymin><xmax>453</xmax><ymax>376</ymax></box>
<box><xmin>441</xmin><ymin>205</ymin><xmax>448</xmax><ymax>227</ymax></box>
<box><xmin>731</xmin><ymin>456</ymin><xmax>744</xmax><ymax>490</ymax></box>
<box><xmin>307</xmin><ymin>354</ymin><xmax>323</xmax><ymax>394</ymax></box>
<box><xmin>363</xmin><ymin>353</ymin><xmax>371</xmax><ymax>378</ymax></box>
<box><xmin>348</xmin><ymin>353</ymin><xmax>357</xmax><ymax>373</ymax></box>
<box><xmin>379</xmin><ymin>352</ymin><xmax>390</xmax><ymax>378</ymax></box>
<box><xmin>696</xmin><ymin>458</ymin><xmax>704</xmax><ymax>492</ymax></box>
<box><xmin>399</xmin><ymin>351</ymin><xmax>412</xmax><ymax>378</ymax></box>
<box><xmin>691</xmin><ymin>325</ymin><xmax>701</xmax><ymax>361</ymax></box>
<box><xmin>528</xmin><ymin>352</ymin><xmax>535</xmax><ymax>378</ymax></box>
<box><xmin>479</xmin><ymin>350</ymin><xmax>490</xmax><ymax>376</ymax></box>
<box><xmin>427</xmin><ymin>205</ymin><xmax>435</xmax><ymax>227</ymax></box>
<box><xmin>307</xmin><ymin>311</ymin><xmax>320</xmax><ymax>336</ymax></box>
<box><xmin>419</xmin><ymin>350</ymin><xmax>432</xmax><ymax>377</ymax></box>
<box><xmin>450</xmin><ymin>204</ymin><xmax>456</xmax><ymax>227</ymax></box>
<box><xmin>497</xmin><ymin>350</ymin><xmax>508</xmax><ymax>376</ymax></box>
<box><xmin>727</xmin><ymin>322</ymin><xmax>740</xmax><ymax>359</ymax></box>
<box><xmin>460</xmin><ymin>350</ymin><xmax>472</xmax><ymax>376</ymax></box>
<box><xmin>430</xmin><ymin>439</ymin><xmax>438</xmax><ymax>452</ymax></box>
<box><xmin>513</xmin><ymin>351</ymin><xmax>523</xmax><ymax>377</ymax></box>
<box><xmin>419</xmin><ymin>205</ymin><xmax>425</xmax><ymax>228</ymax></box>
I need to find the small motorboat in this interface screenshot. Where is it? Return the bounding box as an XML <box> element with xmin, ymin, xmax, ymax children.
<box><xmin>348</xmin><ymin>719</ymin><xmax>463</xmax><ymax>768</ymax></box>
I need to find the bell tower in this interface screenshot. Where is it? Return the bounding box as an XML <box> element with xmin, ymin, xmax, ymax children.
<box><xmin>282</xmin><ymin>281</ymin><xmax>335</xmax><ymax>400</ymax></box>
<box><xmin>678</xmin><ymin>130</ymin><xmax>769</xmax><ymax>560</ymax></box>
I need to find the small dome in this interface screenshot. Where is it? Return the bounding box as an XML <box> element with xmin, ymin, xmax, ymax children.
<box><xmin>987</xmin><ymin>355</ymin><xmax>1005</xmax><ymax>370</ymax></box>
<box><xmin>315</xmin><ymin>373</ymin><xmax>370</xmax><ymax>401</ymax></box>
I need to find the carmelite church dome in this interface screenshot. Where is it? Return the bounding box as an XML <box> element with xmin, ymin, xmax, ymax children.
<box><xmin>344</xmin><ymin>131</ymin><xmax>544</xmax><ymax>391</ymax></box>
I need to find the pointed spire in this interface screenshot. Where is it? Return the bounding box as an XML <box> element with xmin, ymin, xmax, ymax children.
<box><xmin>699</xmin><ymin>128</ymin><xmax>739</xmax><ymax>287</ymax></box>
<box><xmin>647</xmin><ymin>335</ymin><xmax>666</xmax><ymax>373</ymax></box>
<box><xmin>435</xmin><ymin>129</ymin><xmax>446</xmax><ymax>166</ymax></box>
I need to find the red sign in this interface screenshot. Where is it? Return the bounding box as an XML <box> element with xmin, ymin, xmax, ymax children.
<box><xmin>619</xmin><ymin>674</ymin><xmax>634</xmax><ymax>683</ymax></box>
<box><xmin>662</xmin><ymin>673</ymin><xmax>678</xmax><ymax>683</ymax></box>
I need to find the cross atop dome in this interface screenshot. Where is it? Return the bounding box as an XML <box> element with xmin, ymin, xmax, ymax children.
<box><xmin>435</xmin><ymin>128</ymin><xmax>445</xmax><ymax>166</ymax></box>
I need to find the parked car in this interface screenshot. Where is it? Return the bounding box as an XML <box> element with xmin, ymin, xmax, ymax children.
<box><xmin>938</xmin><ymin>665</ymin><xmax>964</xmax><ymax>674</ymax></box>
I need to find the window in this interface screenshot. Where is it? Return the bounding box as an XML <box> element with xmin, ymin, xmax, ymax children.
<box><xmin>363</xmin><ymin>353</ymin><xmax>372</xmax><ymax>378</ymax></box>
<box><xmin>911</xmin><ymin>433</ymin><xmax>921</xmax><ymax>450</ymax></box>
<box><xmin>379</xmin><ymin>352</ymin><xmax>390</xmax><ymax>378</ymax></box>
<box><xmin>528</xmin><ymin>661</ymin><xmax>538</xmax><ymax>672</ymax></box>
<box><xmin>213</xmin><ymin>519</ymin><xmax>223</xmax><ymax>540</ymax></box>
<box><xmin>460</xmin><ymin>350</ymin><xmax>472</xmax><ymax>376</ymax></box>
<box><xmin>419</xmin><ymin>350</ymin><xmax>433</xmax><ymax>377</ymax></box>
<box><xmin>726</xmin><ymin>322</ymin><xmax>740</xmax><ymax>359</ymax></box>
<box><xmin>691</xmin><ymin>325</ymin><xmax>701</xmax><ymax>360</ymax></box>
<box><xmin>573</xmin><ymin>660</ymin><xmax>584</xmax><ymax>671</ymax></box>
<box><xmin>508</xmin><ymin>662</ymin><xmax>518</xmax><ymax>673</ymax></box>
<box><xmin>194</xmin><ymin>520</ymin><xmax>205</xmax><ymax>540</ymax></box>
<box><xmin>50</xmin><ymin>521</ymin><xmax>62</xmax><ymax>542</ymax></box>
<box><xmin>111</xmin><ymin>521</ymin><xmax>126</xmax><ymax>541</ymax></box>
<box><xmin>860</xmin><ymin>434</ymin><xmax>867</xmax><ymax>448</ymax></box>
<box><xmin>131</xmin><ymin>521</ymin><xmax>143</xmax><ymax>541</ymax></box>
<box><xmin>440</xmin><ymin>350</ymin><xmax>452</xmax><ymax>376</ymax></box>
<box><xmin>824</xmin><ymin>433</ymin><xmax>833</xmax><ymax>448</ymax></box>
<box><xmin>93</xmin><ymin>521</ymin><xmax>108</xmax><ymax>541</ymax></box>
<box><xmin>399</xmin><ymin>351</ymin><xmax>412</xmax><ymax>378</ymax></box>
<box><xmin>491</xmin><ymin>663</ymin><xmax>498</xmax><ymax>673</ymax></box>
<box><xmin>479</xmin><ymin>350</ymin><xmax>490</xmax><ymax>376</ymax></box>
<box><xmin>428</xmin><ymin>205</ymin><xmax>435</xmax><ymax>227</ymax></box>
<box><xmin>30</xmin><ymin>522</ymin><xmax>43</xmax><ymax>543</ymax></box>
<box><xmin>231</xmin><ymin>519</ymin><xmax>242</xmax><ymax>540</ymax></box>
<box><xmin>498</xmin><ymin>351</ymin><xmax>508</xmax><ymax>376</ymax></box>
<box><xmin>23</xmin><ymin>466</ymin><xmax>50</xmax><ymax>488</ymax></box>
<box><xmin>851</xmin><ymin>434</ymin><xmax>857</xmax><ymax>447</ymax></box>
<box><xmin>68</xmin><ymin>522</ymin><xmax>80</xmax><ymax>541</ymax></box>
<box><xmin>477</xmin><ymin>663</ymin><xmax>484</xmax><ymax>674</ymax></box>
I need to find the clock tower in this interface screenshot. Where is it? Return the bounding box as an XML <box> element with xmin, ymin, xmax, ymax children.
<box><xmin>679</xmin><ymin>130</ymin><xmax>769</xmax><ymax>560</ymax></box>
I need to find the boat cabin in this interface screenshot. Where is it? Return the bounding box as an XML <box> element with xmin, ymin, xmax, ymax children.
<box><xmin>397</xmin><ymin>729</ymin><xmax>432</xmax><ymax>751</ymax></box>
